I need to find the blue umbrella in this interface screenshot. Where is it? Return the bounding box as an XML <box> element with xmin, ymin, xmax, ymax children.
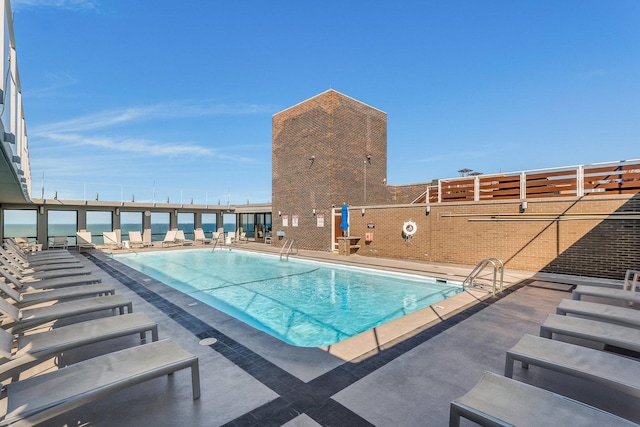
<box><xmin>340</xmin><ymin>203</ymin><xmax>349</xmax><ymax>236</ymax></box>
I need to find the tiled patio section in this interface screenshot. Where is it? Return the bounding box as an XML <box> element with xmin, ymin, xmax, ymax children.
<box><xmin>6</xmin><ymin>246</ymin><xmax>639</xmax><ymax>426</ymax></box>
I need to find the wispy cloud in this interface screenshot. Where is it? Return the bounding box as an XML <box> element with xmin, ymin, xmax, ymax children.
<box><xmin>11</xmin><ymin>0</ymin><xmax>99</xmax><ymax>11</ymax></box>
<box><xmin>24</xmin><ymin>72</ymin><xmax>80</xmax><ymax>98</ymax></box>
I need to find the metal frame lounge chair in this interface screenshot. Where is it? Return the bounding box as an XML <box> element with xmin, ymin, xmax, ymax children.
<box><xmin>0</xmin><ymin>268</ymin><xmax>102</xmax><ymax>291</ymax></box>
<box><xmin>1</xmin><ymin>339</ymin><xmax>200</xmax><ymax>426</ymax></box>
<box><xmin>102</xmin><ymin>231</ymin><xmax>122</xmax><ymax>250</ymax></box>
<box><xmin>0</xmin><ymin>277</ymin><xmax>115</xmax><ymax>308</ymax></box>
<box><xmin>573</xmin><ymin>284</ymin><xmax>640</xmax><ymax>305</ymax></box>
<box><xmin>76</xmin><ymin>231</ymin><xmax>96</xmax><ymax>252</ymax></box>
<box><xmin>0</xmin><ymin>313</ymin><xmax>158</xmax><ymax>382</ymax></box>
<box><xmin>2</xmin><ymin>243</ymin><xmax>79</xmax><ymax>267</ymax></box>
<box><xmin>505</xmin><ymin>334</ymin><xmax>640</xmax><ymax>398</ymax></box>
<box><xmin>128</xmin><ymin>231</ymin><xmax>152</xmax><ymax>248</ymax></box>
<box><xmin>0</xmin><ymin>294</ymin><xmax>133</xmax><ymax>334</ymax></box>
<box><xmin>4</xmin><ymin>239</ymin><xmax>74</xmax><ymax>261</ymax></box>
<box><xmin>175</xmin><ymin>230</ymin><xmax>194</xmax><ymax>246</ymax></box>
<box><xmin>193</xmin><ymin>228</ymin><xmax>211</xmax><ymax>245</ymax></box>
<box><xmin>540</xmin><ymin>313</ymin><xmax>640</xmax><ymax>353</ymax></box>
<box><xmin>556</xmin><ymin>299</ymin><xmax>640</xmax><ymax>328</ymax></box>
<box><xmin>161</xmin><ymin>230</ymin><xmax>179</xmax><ymax>247</ymax></box>
<box><xmin>0</xmin><ymin>247</ymin><xmax>83</xmax><ymax>272</ymax></box>
<box><xmin>49</xmin><ymin>236</ymin><xmax>68</xmax><ymax>250</ymax></box>
<box><xmin>0</xmin><ymin>255</ymin><xmax>92</xmax><ymax>281</ymax></box>
<box><xmin>449</xmin><ymin>371</ymin><xmax>638</xmax><ymax>427</ymax></box>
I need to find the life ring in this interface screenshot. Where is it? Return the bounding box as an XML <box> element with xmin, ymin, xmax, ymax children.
<box><xmin>402</xmin><ymin>220</ymin><xmax>417</xmax><ymax>237</ymax></box>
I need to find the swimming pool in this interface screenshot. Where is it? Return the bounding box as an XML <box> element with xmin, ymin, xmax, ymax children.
<box><xmin>113</xmin><ymin>249</ymin><xmax>463</xmax><ymax>347</ymax></box>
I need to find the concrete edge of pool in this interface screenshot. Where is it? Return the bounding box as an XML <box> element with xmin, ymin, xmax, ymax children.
<box><xmin>101</xmin><ymin>243</ymin><xmax>538</xmax><ymax>362</ymax></box>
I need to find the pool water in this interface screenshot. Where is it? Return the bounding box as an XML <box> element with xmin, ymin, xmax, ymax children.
<box><xmin>114</xmin><ymin>249</ymin><xmax>463</xmax><ymax>347</ymax></box>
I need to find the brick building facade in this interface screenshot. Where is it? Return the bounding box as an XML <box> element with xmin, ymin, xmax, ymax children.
<box><xmin>272</xmin><ymin>90</ymin><xmax>388</xmax><ymax>251</ymax></box>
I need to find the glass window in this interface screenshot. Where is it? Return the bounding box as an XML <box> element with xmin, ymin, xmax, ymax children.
<box><xmin>3</xmin><ymin>209</ymin><xmax>38</xmax><ymax>246</ymax></box>
<box><xmin>86</xmin><ymin>211</ymin><xmax>112</xmax><ymax>245</ymax></box>
<box><xmin>48</xmin><ymin>210</ymin><xmax>78</xmax><ymax>247</ymax></box>
<box><xmin>121</xmin><ymin>212</ymin><xmax>143</xmax><ymax>242</ymax></box>
<box><xmin>223</xmin><ymin>213</ymin><xmax>236</xmax><ymax>235</ymax></box>
<box><xmin>150</xmin><ymin>212</ymin><xmax>170</xmax><ymax>242</ymax></box>
<box><xmin>201</xmin><ymin>213</ymin><xmax>217</xmax><ymax>237</ymax></box>
<box><xmin>239</xmin><ymin>213</ymin><xmax>255</xmax><ymax>239</ymax></box>
<box><xmin>177</xmin><ymin>212</ymin><xmax>195</xmax><ymax>240</ymax></box>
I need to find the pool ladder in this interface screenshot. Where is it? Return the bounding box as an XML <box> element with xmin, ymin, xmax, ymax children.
<box><xmin>463</xmin><ymin>258</ymin><xmax>504</xmax><ymax>296</ymax></box>
<box><xmin>280</xmin><ymin>239</ymin><xmax>298</xmax><ymax>261</ymax></box>
<box><xmin>211</xmin><ymin>233</ymin><xmax>224</xmax><ymax>252</ymax></box>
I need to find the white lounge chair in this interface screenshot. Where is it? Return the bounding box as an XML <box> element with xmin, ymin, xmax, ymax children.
<box><xmin>1</xmin><ymin>340</ymin><xmax>200</xmax><ymax>426</ymax></box>
<box><xmin>128</xmin><ymin>231</ymin><xmax>152</xmax><ymax>248</ymax></box>
<box><xmin>176</xmin><ymin>230</ymin><xmax>194</xmax><ymax>246</ymax></box>
<box><xmin>450</xmin><ymin>371</ymin><xmax>638</xmax><ymax>427</ymax></box>
<box><xmin>505</xmin><ymin>334</ymin><xmax>640</xmax><ymax>398</ymax></box>
<box><xmin>76</xmin><ymin>231</ymin><xmax>96</xmax><ymax>252</ymax></box>
<box><xmin>0</xmin><ymin>313</ymin><xmax>158</xmax><ymax>382</ymax></box>
<box><xmin>102</xmin><ymin>231</ymin><xmax>122</xmax><ymax>249</ymax></box>
<box><xmin>0</xmin><ymin>294</ymin><xmax>133</xmax><ymax>333</ymax></box>
<box><xmin>161</xmin><ymin>230</ymin><xmax>179</xmax><ymax>247</ymax></box>
<box><xmin>193</xmin><ymin>228</ymin><xmax>211</xmax><ymax>245</ymax></box>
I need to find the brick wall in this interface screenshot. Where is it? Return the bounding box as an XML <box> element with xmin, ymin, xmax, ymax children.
<box><xmin>272</xmin><ymin>90</ymin><xmax>387</xmax><ymax>251</ymax></box>
<box><xmin>344</xmin><ymin>194</ymin><xmax>640</xmax><ymax>279</ymax></box>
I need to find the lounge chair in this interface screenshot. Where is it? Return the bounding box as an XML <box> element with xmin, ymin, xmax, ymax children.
<box><xmin>76</xmin><ymin>231</ymin><xmax>96</xmax><ymax>252</ymax></box>
<box><xmin>161</xmin><ymin>230</ymin><xmax>179</xmax><ymax>247</ymax></box>
<box><xmin>449</xmin><ymin>371</ymin><xmax>638</xmax><ymax>427</ymax></box>
<box><xmin>0</xmin><ymin>276</ymin><xmax>115</xmax><ymax>308</ymax></box>
<box><xmin>0</xmin><ymin>294</ymin><xmax>133</xmax><ymax>333</ymax></box>
<box><xmin>0</xmin><ymin>247</ymin><xmax>83</xmax><ymax>272</ymax></box>
<box><xmin>49</xmin><ymin>236</ymin><xmax>68</xmax><ymax>250</ymax></box>
<box><xmin>505</xmin><ymin>334</ymin><xmax>640</xmax><ymax>398</ymax></box>
<box><xmin>226</xmin><ymin>231</ymin><xmax>235</xmax><ymax>245</ymax></box>
<box><xmin>102</xmin><ymin>231</ymin><xmax>122</xmax><ymax>249</ymax></box>
<box><xmin>540</xmin><ymin>313</ymin><xmax>640</xmax><ymax>353</ymax></box>
<box><xmin>0</xmin><ymin>267</ymin><xmax>102</xmax><ymax>291</ymax></box>
<box><xmin>128</xmin><ymin>231</ymin><xmax>152</xmax><ymax>248</ymax></box>
<box><xmin>556</xmin><ymin>299</ymin><xmax>640</xmax><ymax>328</ymax></box>
<box><xmin>0</xmin><ymin>313</ymin><xmax>158</xmax><ymax>382</ymax></box>
<box><xmin>572</xmin><ymin>285</ymin><xmax>640</xmax><ymax>305</ymax></box>
<box><xmin>3</xmin><ymin>242</ymin><xmax>79</xmax><ymax>266</ymax></box>
<box><xmin>4</xmin><ymin>238</ymin><xmax>74</xmax><ymax>261</ymax></box>
<box><xmin>0</xmin><ymin>254</ymin><xmax>92</xmax><ymax>281</ymax></box>
<box><xmin>193</xmin><ymin>228</ymin><xmax>211</xmax><ymax>245</ymax></box>
<box><xmin>1</xmin><ymin>339</ymin><xmax>200</xmax><ymax>426</ymax></box>
<box><xmin>176</xmin><ymin>230</ymin><xmax>194</xmax><ymax>246</ymax></box>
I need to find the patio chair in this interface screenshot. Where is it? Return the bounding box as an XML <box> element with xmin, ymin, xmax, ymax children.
<box><xmin>161</xmin><ymin>230</ymin><xmax>179</xmax><ymax>247</ymax></box>
<box><xmin>128</xmin><ymin>231</ymin><xmax>152</xmax><ymax>248</ymax></box>
<box><xmin>50</xmin><ymin>236</ymin><xmax>68</xmax><ymax>250</ymax></box>
<box><xmin>76</xmin><ymin>231</ymin><xmax>96</xmax><ymax>252</ymax></box>
<box><xmin>102</xmin><ymin>231</ymin><xmax>122</xmax><ymax>250</ymax></box>
<box><xmin>226</xmin><ymin>231</ymin><xmax>235</xmax><ymax>245</ymax></box>
<box><xmin>0</xmin><ymin>312</ymin><xmax>158</xmax><ymax>382</ymax></box>
<box><xmin>193</xmin><ymin>228</ymin><xmax>211</xmax><ymax>245</ymax></box>
<box><xmin>0</xmin><ymin>293</ymin><xmax>133</xmax><ymax>334</ymax></box>
<box><xmin>175</xmin><ymin>230</ymin><xmax>194</xmax><ymax>246</ymax></box>
<box><xmin>449</xmin><ymin>371</ymin><xmax>637</xmax><ymax>427</ymax></box>
<box><xmin>1</xmin><ymin>339</ymin><xmax>200</xmax><ymax>426</ymax></box>
<box><xmin>505</xmin><ymin>334</ymin><xmax>640</xmax><ymax>398</ymax></box>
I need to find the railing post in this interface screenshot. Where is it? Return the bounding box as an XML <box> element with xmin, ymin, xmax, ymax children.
<box><xmin>438</xmin><ymin>180</ymin><xmax>442</xmax><ymax>203</ymax></box>
<box><xmin>520</xmin><ymin>172</ymin><xmax>526</xmax><ymax>200</ymax></box>
<box><xmin>474</xmin><ymin>176</ymin><xmax>480</xmax><ymax>202</ymax></box>
<box><xmin>576</xmin><ymin>165</ymin><xmax>584</xmax><ymax>197</ymax></box>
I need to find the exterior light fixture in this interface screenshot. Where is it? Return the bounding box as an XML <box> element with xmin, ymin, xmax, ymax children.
<box><xmin>39</xmin><ymin>206</ymin><xmax>44</xmax><ymax>215</ymax></box>
<box><xmin>278</xmin><ymin>211</ymin><xmax>281</xmax><ymax>216</ymax></box>
<box><xmin>425</xmin><ymin>205</ymin><xmax>431</xmax><ymax>216</ymax></box>
<box><xmin>312</xmin><ymin>209</ymin><xmax>316</xmax><ymax>216</ymax></box>
<box><xmin>520</xmin><ymin>201</ymin><xmax>528</xmax><ymax>213</ymax></box>
<box><xmin>115</xmin><ymin>208</ymin><xmax>120</xmax><ymax>216</ymax></box>
<box><xmin>95</xmin><ymin>192</ymin><xmax>99</xmax><ymax>201</ymax></box>
<box><xmin>361</xmin><ymin>208</ymin><xmax>365</xmax><ymax>216</ymax></box>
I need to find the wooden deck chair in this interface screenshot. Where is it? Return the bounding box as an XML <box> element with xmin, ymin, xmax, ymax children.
<box><xmin>1</xmin><ymin>340</ymin><xmax>199</xmax><ymax>426</ymax></box>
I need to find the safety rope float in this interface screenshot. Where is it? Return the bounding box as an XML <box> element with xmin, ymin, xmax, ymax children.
<box><xmin>402</xmin><ymin>220</ymin><xmax>417</xmax><ymax>238</ymax></box>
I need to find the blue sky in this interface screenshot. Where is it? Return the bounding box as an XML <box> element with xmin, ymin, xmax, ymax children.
<box><xmin>11</xmin><ymin>0</ymin><xmax>640</xmax><ymax>205</ymax></box>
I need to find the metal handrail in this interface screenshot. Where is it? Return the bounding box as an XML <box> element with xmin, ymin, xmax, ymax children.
<box><xmin>463</xmin><ymin>258</ymin><xmax>504</xmax><ymax>296</ymax></box>
<box><xmin>279</xmin><ymin>239</ymin><xmax>297</xmax><ymax>261</ymax></box>
<box><xmin>211</xmin><ymin>232</ymin><xmax>224</xmax><ymax>252</ymax></box>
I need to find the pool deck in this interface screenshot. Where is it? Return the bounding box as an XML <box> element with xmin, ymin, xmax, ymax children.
<box><xmin>3</xmin><ymin>242</ymin><xmax>638</xmax><ymax>426</ymax></box>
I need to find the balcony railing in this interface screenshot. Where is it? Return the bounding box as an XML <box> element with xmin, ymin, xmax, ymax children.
<box><xmin>414</xmin><ymin>159</ymin><xmax>640</xmax><ymax>204</ymax></box>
